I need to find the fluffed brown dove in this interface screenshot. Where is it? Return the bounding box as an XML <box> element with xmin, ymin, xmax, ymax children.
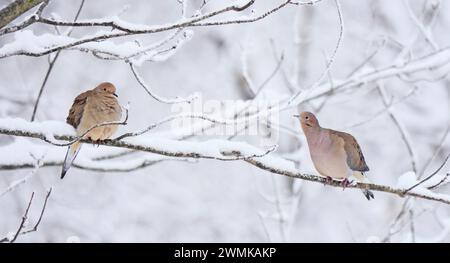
<box><xmin>61</xmin><ymin>82</ymin><xmax>122</xmax><ymax>179</ymax></box>
<box><xmin>296</xmin><ymin>111</ymin><xmax>374</xmax><ymax>200</ymax></box>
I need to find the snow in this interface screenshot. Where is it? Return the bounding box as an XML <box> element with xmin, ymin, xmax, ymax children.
<box><xmin>396</xmin><ymin>171</ymin><xmax>450</xmax><ymax>203</ymax></box>
<box><xmin>0</xmin><ymin>118</ymin><xmax>75</xmax><ymax>136</ymax></box>
<box><xmin>0</xmin><ymin>117</ymin><xmax>296</xmax><ymax>174</ymax></box>
<box><xmin>397</xmin><ymin>171</ymin><xmax>449</xmax><ymax>190</ymax></box>
<box><xmin>0</xmin><ymin>31</ymin><xmax>74</xmax><ymax>55</ymax></box>
<box><xmin>396</xmin><ymin>171</ymin><xmax>418</xmax><ymax>189</ymax></box>
<box><xmin>1</xmin><ymin>0</ymin><xmax>450</xmax><ymax>243</ymax></box>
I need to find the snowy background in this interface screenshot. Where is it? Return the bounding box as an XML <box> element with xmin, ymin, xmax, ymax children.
<box><xmin>0</xmin><ymin>0</ymin><xmax>449</xmax><ymax>242</ymax></box>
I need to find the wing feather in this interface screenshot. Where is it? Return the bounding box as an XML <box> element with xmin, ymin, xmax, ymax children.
<box><xmin>66</xmin><ymin>91</ymin><xmax>90</xmax><ymax>129</ymax></box>
<box><xmin>329</xmin><ymin>129</ymin><xmax>369</xmax><ymax>172</ymax></box>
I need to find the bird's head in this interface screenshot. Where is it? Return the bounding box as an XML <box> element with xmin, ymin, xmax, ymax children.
<box><xmin>294</xmin><ymin>111</ymin><xmax>320</xmax><ymax>130</ymax></box>
<box><xmin>95</xmin><ymin>82</ymin><xmax>118</xmax><ymax>97</ymax></box>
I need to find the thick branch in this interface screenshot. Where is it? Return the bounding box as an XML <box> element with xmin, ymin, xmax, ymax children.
<box><xmin>0</xmin><ymin>0</ymin><xmax>295</xmax><ymax>59</ymax></box>
<box><xmin>0</xmin><ymin>0</ymin><xmax>45</xmax><ymax>29</ymax></box>
<box><xmin>1</xmin><ymin>121</ymin><xmax>449</xmax><ymax>205</ymax></box>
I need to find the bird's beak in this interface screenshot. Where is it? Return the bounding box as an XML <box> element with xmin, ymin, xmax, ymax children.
<box><xmin>113</xmin><ymin>93</ymin><xmax>118</xmax><ymax>97</ymax></box>
<box><xmin>293</xmin><ymin>115</ymin><xmax>300</xmax><ymax>118</ymax></box>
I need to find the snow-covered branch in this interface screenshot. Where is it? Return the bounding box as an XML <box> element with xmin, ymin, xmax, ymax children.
<box><xmin>1</xmin><ymin>118</ymin><xmax>449</xmax><ymax>205</ymax></box>
<box><xmin>0</xmin><ymin>0</ymin><xmax>298</xmax><ymax>62</ymax></box>
<box><xmin>0</xmin><ymin>0</ymin><xmax>47</xmax><ymax>30</ymax></box>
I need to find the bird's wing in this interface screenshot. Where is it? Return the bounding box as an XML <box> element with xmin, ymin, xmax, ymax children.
<box><xmin>66</xmin><ymin>91</ymin><xmax>91</xmax><ymax>129</ymax></box>
<box><xmin>329</xmin><ymin>129</ymin><xmax>369</xmax><ymax>172</ymax></box>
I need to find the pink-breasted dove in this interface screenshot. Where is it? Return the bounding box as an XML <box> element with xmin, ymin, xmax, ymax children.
<box><xmin>61</xmin><ymin>82</ymin><xmax>122</xmax><ymax>179</ymax></box>
<box><xmin>296</xmin><ymin>111</ymin><xmax>374</xmax><ymax>200</ymax></box>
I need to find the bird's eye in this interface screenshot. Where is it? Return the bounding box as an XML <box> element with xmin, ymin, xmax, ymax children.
<box><xmin>104</xmin><ymin>88</ymin><xmax>106</xmax><ymax>91</ymax></box>
<box><xmin>305</xmin><ymin>116</ymin><xmax>309</xmax><ymax>120</ymax></box>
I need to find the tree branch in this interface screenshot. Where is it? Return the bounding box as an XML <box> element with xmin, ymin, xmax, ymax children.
<box><xmin>21</xmin><ymin>188</ymin><xmax>52</xmax><ymax>235</ymax></box>
<box><xmin>30</xmin><ymin>0</ymin><xmax>85</xmax><ymax>121</ymax></box>
<box><xmin>1</xmin><ymin>119</ymin><xmax>450</xmax><ymax>205</ymax></box>
<box><xmin>0</xmin><ymin>0</ymin><xmax>46</xmax><ymax>29</ymax></box>
<box><xmin>404</xmin><ymin>153</ymin><xmax>450</xmax><ymax>193</ymax></box>
<box><xmin>7</xmin><ymin>192</ymin><xmax>34</xmax><ymax>243</ymax></box>
<box><xmin>0</xmin><ymin>0</ymin><xmax>295</xmax><ymax>59</ymax></box>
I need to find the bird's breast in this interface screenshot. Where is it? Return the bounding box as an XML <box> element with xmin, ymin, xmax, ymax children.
<box><xmin>308</xmin><ymin>134</ymin><xmax>350</xmax><ymax>179</ymax></box>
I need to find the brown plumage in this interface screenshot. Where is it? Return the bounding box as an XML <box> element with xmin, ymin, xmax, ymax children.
<box><xmin>296</xmin><ymin>111</ymin><xmax>374</xmax><ymax>200</ymax></box>
<box><xmin>61</xmin><ymin>82</ymin><xmax>122</xmax><ymax>179</ymax></box>
<box><xmin>328</xmin><ymin>130</ymin><xmax>369</xmax><ymax>172</ymax></box>
<box><xmin>66</xmin><ymin>90</ymin><xmax>89</xmax><ymax>129</ymax></box>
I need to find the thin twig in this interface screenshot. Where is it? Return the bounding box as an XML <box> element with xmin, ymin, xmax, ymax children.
<box><xmin>47</xmin><ymin>107</ymin><xmax>128</xmax><ymax>147</ymax></box>
<box><xmin>428</xmin><ymin>173</ymin><xmax>449</xmax><ymax>190</ymax></box>
<box><xmin>377</xmin><ymin>83</ymin><xmax>417</xmax><ymax>174</ymax></box>
<box><xmin>30</xmin><ymin>0</ymin><xmax>85</xmax><ymax>121</ymax></box>
<box><xmin>419</xmin><ymin>123</ymin><xmax>450</xmax><ymax>178</ymax></box>
<box><xmin>271</xmin><ymin>175</ymin><xmax>287</xmax><ymax>242</ymax></box>
<box><xmin>129</xmin><ymin>63</ymin><xmax>198</xmax><ymax>104</ymax></box>
<box><xmin>21</xmin><ymin>188</ymin><xmax>52</xmax><ymax>235</ymax></box>
<box><xmin>9</xmin><ymin>192</ymin><xmax>34</xmax><ymax>243</ymax></box>
<box><xmin>404</xmin><ymin>153</ymin><xmax>450</xmax><ymax>193</ymax></box>
<box><xmin>288</xmin><ymin>0</ymin><xmax>344</xmax><ymax>105</ymax></box>
<box><xmin>0</xmin><ymin>0</ymin><xmax>292</xmax><ymax>58</ymax></box>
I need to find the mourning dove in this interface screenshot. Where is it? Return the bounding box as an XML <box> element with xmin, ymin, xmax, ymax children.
<box><xmin>296</xmin><ymin>111</ymin><xmax>374</xmax><ymax>200</ymax></box>
<box><xmin>61</xmin><ymin>82</ymin><xmax>122</xmax><ymax>179</ymax></box>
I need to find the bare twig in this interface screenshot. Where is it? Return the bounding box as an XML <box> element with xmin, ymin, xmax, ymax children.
<box><xmin>30</xmin><ymin>0</ymin><xmax>86</xmax><ymax>121</ymax></box>
<box><xmin>0</xmin><ymin>0</ymin><xmax>294</xmax><ymax>59</ymax></box>
<box><xmin>377</xmin><ymin>83</ymin><xmax>417</xmax><ymax>173</ymax></box>
<box><xmin>46</xmin><ymin>107</ymin><xmax>128</xmax><ymax>147</ymax></box>
<box><xmin>1</xmin><ymin>188</ymin><xmax>53</xmax><ymax>243</ymax></box>
<box><xmin>420</xmin><ymin>123</ymin><xmax>450</xmax><ymax>178</ymax></box>
<box><xmin>0</xmin><ymin>155</ymin><xmax>192</xmax><ymax>172</ymax></box>
<box><xmin>0</xmin><ymin>161</ymin><xmax>41</xmax><ymax>197</ymax></box>
<box><xmin>409</xmin><ymin>209</ymin><xmax>416</xmax><ymax>243</ymax></box>
<box><xmin>21</xmin><ymin>188</ymin><xmax>52</xmax><ymax>235</ymax></box>
<box><xmin>404</xmin><ymin>153</ymin><xmax>450</xmax><ymax>194</ymax></box>
<box><xmin>9</xmin><ymin>192</ymin><xmax>34</xmax><ymax>243</ymax></box>
<box><xmin>129</xmin><ymin>63</ymin><xmax>198</xmax><ymax>104</ymax></box>
<box><xmin>288</xmin><ymin>0</ymin><xmax>344</xmax><ymax>105</ymax></box>
<box><xmin>271</xmin><ymin>175</ymin><xmax>287</xmax><ymax>242</ymax></box>
<box><xmin>428</xmin><ymin>173</ymin><xmax>449</xmax><ymax>190</ymax></box>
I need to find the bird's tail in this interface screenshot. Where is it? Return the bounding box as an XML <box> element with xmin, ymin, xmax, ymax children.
<box><xmin>61</xmin><ymin>141</ymin><xmax>81</xmax><ymax>179</ymax></box>
<box><xmin>353</xmin><ymin>171</ymin><xmax>375</xmax><ymax>201</ymax></box>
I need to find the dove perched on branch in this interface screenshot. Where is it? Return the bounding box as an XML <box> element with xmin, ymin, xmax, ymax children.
<box><xmin>61</xmin><ymin>82</ymin><xmax>122</xmax><ymax>179</ymax></box>
<box><xmin>295</xmin><ymin>111</ymin><xmax>374</xmax><ymax>200</ymax></box>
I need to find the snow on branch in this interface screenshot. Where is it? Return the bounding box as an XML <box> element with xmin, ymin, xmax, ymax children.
<box><xmin>0</xmin><ymin>0</ymin><xmax>47</xmax><ymax>30</ymax></box>
<box><xmin>0</xmin><ymin>0</ymin><xmax>300</xmax><ymax>61</ymax></box>
<box><xmin>0</xmin><ymin>117</ymin><xmax>450</xmax><ymax>205</ymax></box>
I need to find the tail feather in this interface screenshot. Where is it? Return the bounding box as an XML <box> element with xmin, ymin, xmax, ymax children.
<box><xmin>362</xmin><ymin>189</ymin><xmax>375</xmax><ymax>200</ymax></box>
<box><xmin>61</xmin><ymin>142</ymin><xmax>81</xmax><ymax>179</ymax></box>
<box><xmin>353</xmin><ymin>171</ymin><xmax>375</xmax><ymax>201</ymax></box>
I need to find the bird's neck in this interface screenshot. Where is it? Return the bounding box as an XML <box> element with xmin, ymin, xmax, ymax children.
<box><xmin>304</xmin><ymin>126</ymin><xmax>326</xmax><ymax>147</ymax></box>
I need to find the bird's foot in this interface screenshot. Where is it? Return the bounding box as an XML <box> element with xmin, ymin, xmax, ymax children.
<box><xmin>324</xmin><ymin>176</ymin><xmax>334</xmax><ymax>186</ymax></box>
<box><xmin>340</xmin><ymin>178</ymin><xmax>353</xmax><ymax>190</ymax></box>
<box><xmin>94</xmin><ymin>139</ymin><xmax>112</xmax><ymax>147</ymax></box>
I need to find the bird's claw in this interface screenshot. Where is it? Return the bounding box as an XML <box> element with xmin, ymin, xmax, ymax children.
<box><xmin>94</xmin><ymin>139</ymin><xmax>112</xmax><ymax>147</ymax></box>
<box><xmin>324</xmin><ymin>176</ymin><xmax>334</xmax><ymax>186</ymax></box>
<box><xmin>340</xmin><ymin>178</ymin><xmax>353</xmax><ymax>190</ymax></box>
